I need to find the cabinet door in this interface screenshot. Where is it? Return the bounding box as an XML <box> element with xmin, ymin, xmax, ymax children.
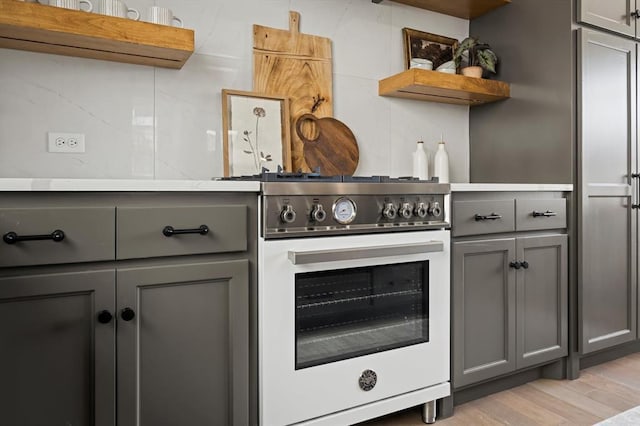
<box><xmin>578</xmin><ymin>29</ymin><xmax>637</xmax><ymax>354</ymax></box>
<box><xmin>117</xmin><ymin>260</ymin><xmax>249</xmax><ymax>426</ymax></box>
<box><xmin>516</xmin><ymin>235</ymin><xmax>568</xmax><ymax>369</ymax></box>
<box><xmin>0</xmin><ymin>270</ymin><xmax>115</xmax><ymax>426</ymax></box>
<box><xmin>452</xmin><ymin>239</ymin><xmax>516</xmax><ymax>388</ymax></box>
<box><xmin>578</xmin><ymin>0</ymin><xmax>635</xmax><ymax>38</ymax></box>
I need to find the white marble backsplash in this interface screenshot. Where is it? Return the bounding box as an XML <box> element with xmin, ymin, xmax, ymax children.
<box><xmin>0</xmin><ymin>0</ymin><xmax>469</xmax><ymax>181</ymax></box>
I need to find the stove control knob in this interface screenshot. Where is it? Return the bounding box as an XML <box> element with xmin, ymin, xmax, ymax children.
<box><xmin>414</xmin><ymin>202</ymin><xmax>428</xmax><ymax>219</ymax></box>
<box><xmin>382</xmin><ymin>203</ymin><xmax>397</xmax><ymax>220</ymax></box>
<box><xmin>428</xmin><ymin>201</ymin><xmax>442</xmax><ymax>217</ymax></box>
<box><xmin>280</xmin><ymin>205</ymin><xmax>297</xmax><ymax>224</ymax></box>
<box><xmin>310</xmin><ymin>204</ymin><xmax>327</xmax><ymax>223</ymax></box>
<box><xmin>399</xmin><ymin>202</ymin><xmax>413</xmax><ymax>219</ymax></box>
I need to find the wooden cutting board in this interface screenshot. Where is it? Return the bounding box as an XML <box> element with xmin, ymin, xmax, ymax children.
<box><xmin>295</xmin><ymin>114</ymin><xmax>359</xmax><ymax>176</ymax></box>
<box><xmin>253</xmin><ymin>11</ymin><xmax>333</xmax><ymax>173</ymax></box>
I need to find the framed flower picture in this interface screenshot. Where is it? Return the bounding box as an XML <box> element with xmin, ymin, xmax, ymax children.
<box><xmin>222</xmin><ymin>89</ymin><xmax>292</xmax><ymax>176</ymax></box>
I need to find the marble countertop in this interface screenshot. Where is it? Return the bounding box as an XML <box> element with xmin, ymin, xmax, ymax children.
<box><xmin>0</xmin><ymin>179</ymin><xmax>573</xmax><ymax>193</ymax></box>
<box><xmin>0</xmin><ymin>178</ymin><xmax>260</xmax><ymax>192</ymax></box>
<box><xmin>450</xmin><ymin>183</ymin><xmax>573</xmax><ymax>192</ymax></box>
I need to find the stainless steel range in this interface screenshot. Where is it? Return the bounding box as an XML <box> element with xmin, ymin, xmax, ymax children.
<box><xmin>235</xmin><ymin>172</ymin><xmax>451</xmax><ymax>425</ymax></box>
<box><xmin>261</xmin><ymin>176</ymin><xmax>448</xmax><ymax>239</ymax></box>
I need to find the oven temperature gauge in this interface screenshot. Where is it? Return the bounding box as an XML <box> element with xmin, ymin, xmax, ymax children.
<box><xmin>332</xmin><ymin>197</ymin><xmax>357</xmax><ymax>224</ymax></box>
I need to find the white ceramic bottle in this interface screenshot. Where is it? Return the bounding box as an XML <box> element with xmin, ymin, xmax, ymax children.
<box><xmin>412</xmin><ymin>140</ymin><xmax>428</xmax><ymax>180</ymax></box>
<box><xmin>433</xmin><ymin>140</ymin><xmax>449</xmax><ymax>183</ymax></box>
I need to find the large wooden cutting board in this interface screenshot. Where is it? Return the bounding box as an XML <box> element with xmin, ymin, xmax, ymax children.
<box><xmin>253</xmin><ymin>11</ymin><xmax>333</xmax><ymax>173</ymax></box>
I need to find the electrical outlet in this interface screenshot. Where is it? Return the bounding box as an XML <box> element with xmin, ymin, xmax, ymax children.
<box><xmin>48</xmin><ymin>132</ymin><xmax>85</xmax><ymax>153</ymax></box>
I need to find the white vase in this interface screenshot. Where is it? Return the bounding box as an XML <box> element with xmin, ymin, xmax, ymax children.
<box><xmin>412</xmin><ymin>141</ymin><xmax>428</xmax><ymax>180</ymax></box>
<box><xmin>433</xmin><ymin>141</ymin><xmax>449</xmax><ymax>183</ymax></box>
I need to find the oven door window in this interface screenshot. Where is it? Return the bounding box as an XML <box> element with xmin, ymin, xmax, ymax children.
<box><xmin>295</xmin><ymin>261</ymin><xmax>429</xmax><ymax>369</ymax></box>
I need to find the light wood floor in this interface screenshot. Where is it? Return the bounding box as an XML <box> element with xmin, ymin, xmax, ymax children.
<box><xmin>360</xmin><ymin>352</ymin><xmax>640</xmax><ymax>425</ymax></box>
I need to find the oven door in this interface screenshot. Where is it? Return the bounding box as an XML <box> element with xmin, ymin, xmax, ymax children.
<box><xmin>259</xmin><ymin>230</ymin><xmax>450</xmax><ymax>425</ymax></box>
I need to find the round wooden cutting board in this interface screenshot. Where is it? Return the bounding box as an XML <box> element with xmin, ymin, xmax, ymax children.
<box><xmin>295</xmin><ymin>114</ymin><xmax>359</xmax><ymax>175</ymax></box>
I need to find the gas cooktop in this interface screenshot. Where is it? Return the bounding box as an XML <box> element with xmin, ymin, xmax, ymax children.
<box><xmin>219</xmin><ymin>168</ymin><xmax>440</xmax><ymax>184</ymax></box>
<box><xmin>245</xmin><ymin>170</ymin><xmax>450</xmax><ymax>239</ymax></box>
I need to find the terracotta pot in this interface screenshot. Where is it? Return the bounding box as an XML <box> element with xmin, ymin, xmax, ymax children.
<box><xmin>461</xmin><ymin>66</ymin><xmax>483</xmax><ymax>78</ymax></box>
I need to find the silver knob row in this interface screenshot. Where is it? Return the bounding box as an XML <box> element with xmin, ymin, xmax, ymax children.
<box><xmin>383</xmin><ymin>201</ymin><xmax>441</xmax><ymax>220</ymax></box>
<box><xmin>280</xmin><ymin>201</ymin><xmax>442</xmax><ymax>223</ymax></box>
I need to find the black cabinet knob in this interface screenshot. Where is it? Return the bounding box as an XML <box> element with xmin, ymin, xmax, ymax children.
<box><xmin>521</xmin><ymin>261</ymin><xmax>529</xmax><ymax>269</ymax></box>
<box><xmin>120</xmin><ymin>307</ymin><xmax>135</xmax><ymax>321</ymax></box>
<box><xmin>97</xmin><ymin>310</ymin><xmax>113</xmax><ymax>324</ymax></box>
<box><xmin>509</xmin><ymin>261</ymin><xmax>521</xmax><ymax>269</ymax></box>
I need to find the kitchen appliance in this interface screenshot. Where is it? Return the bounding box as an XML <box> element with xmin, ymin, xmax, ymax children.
<box><xmin>226</xmin><ymin>171</ymin><xmax>451</xmax><ymax>425</ymax></box>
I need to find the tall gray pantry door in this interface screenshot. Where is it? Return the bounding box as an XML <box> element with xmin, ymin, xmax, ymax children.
<box><xmin>579</xmin><ymin>29</ymin><xmax>638</xmax><ymax>354</ymax></box>
<box><xmin>0</xmin><ymin>270</ymin><xmax>116</xmax><ymax>426</ymax></box>
<box><xmin>116</xmin><ymin>260</ymin><xmax>249</xmax><ymax>426</ymax></box>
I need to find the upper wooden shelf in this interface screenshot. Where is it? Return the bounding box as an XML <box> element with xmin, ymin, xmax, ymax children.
<box><xmin>379</xmin><ymin>69</ymin><xmax>510</xmax><ymax>106</ymax></box>
<box><xmin>0</xmin><ymin>0</ymin><xmax>194</xmax><ymax>69</ymax></box>
<box><xmin>378</xmin><ymin>0</ymin><xmax>511</xmax><ymax>20</ymax></box>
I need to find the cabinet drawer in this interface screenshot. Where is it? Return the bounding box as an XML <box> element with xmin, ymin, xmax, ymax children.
<box><xmin>0</xmin><ymin>207</ymin><xmax>115</xmax><ymax>267</ymax></box>
<box><xmin>116</xmin><ymin>205</ymin><xmax>247</xmax><ymax>259</ymax></box>
<box><xmin>452</xmin><ymin>200</ymin><xmax>515</xmax><ymax>237</ymax></box>
<box><xmin>516</xmin><ymin>199</ymin><xmax>567</xmax><ymax>231</ymax></box>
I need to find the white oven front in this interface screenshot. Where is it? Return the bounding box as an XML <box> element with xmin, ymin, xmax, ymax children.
<box><xmin>258</xmin><ymin>229</ymin><xmax>450</xmax><ymax>425</ymax></box>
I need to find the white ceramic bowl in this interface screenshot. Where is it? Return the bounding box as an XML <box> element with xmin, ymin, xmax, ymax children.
<box><xmin>410</xmin><ymin>58</ymin><xmax>433</xmax><ymax>70</ymax></box>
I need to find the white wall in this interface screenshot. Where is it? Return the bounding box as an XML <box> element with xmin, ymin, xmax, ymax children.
<box><xmin>0</xmin><ymin>0</ymin><xmax>469</xmax><ymax>181</ymax></box>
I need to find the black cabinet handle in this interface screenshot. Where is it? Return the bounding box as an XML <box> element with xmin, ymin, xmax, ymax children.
<box><xmin>509</xmin><ymin>261</ymin><xmax>521</xmax><ymax>269</ymax></box>
<box><xmin>3</xmin><ymin>229</ymin><xmax>65</xmax><ymax>245</ymax></box>
<box><xmin>521</xmin><ymin>261</ymin><xmax>529</xmax><ymax>269</ymax></box>
<box><xmin>162</xmin><ymin>225</ymin><xmax>209</xmax><ymax>237</ymax></box>
<box><xmin>632</xmin><ymin>9</ymin><xmax>640</xmax><ymax>19</ymax></box>
<box><xmin>120</xmin><ymin>308</ymin><xmax>135</xmax><ymax>321</ymax></box>
<box><xmin>97</xmin><ymin>310</ymin><xmax>113</xmax><ymax>324</ymax></box>
<box><xmin>474</xmin><ymin>213</ymin><xmax>502</xmax><ymax>221</ymax></box>
<box><xmin>532</xmin><ymin>210</ymin><xmax>557</xmax><ymax>217</ymax></box>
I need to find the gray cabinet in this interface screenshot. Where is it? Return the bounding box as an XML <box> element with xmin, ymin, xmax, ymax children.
<box><xmin>516</xmin><ymin>235</ymin><xmax>568</xmax><ymax>369</ymax></box>
<box><xmin>452</xmin><ymin>192</ymin><xmax>568</xmax><ymax>388</ymax></box>
<box><xmin>578</xmin><ymin>0</ymin><xmax>636</xmax><ymax>38</ymax></box>
<box><xmin>453</xmin><ymin>235</ymin><xmax>568</xmax><ymax>387</ymax></box>
<box><xmin>116</xmin><ymin>260</ymin><xmax>249</xmax><ymax>426</ymax></box>
<box><xmin>0</xmin><ymin>269</ymin><xmax>116</xmax><ymax>426</ymax></box>
<box><xmin>0</xmin><ymin>192</ymin><xmax>257</xmax><ymax>426</ymax></box>
<box><xmin>453</xmin><ymin>238</ymin><xmax>516</xmax><ymax>387</ymax></box>
<box><xmin>579</xmin><ymin>28</ymin><xmax>638</xmax><ymax>354</ymax></box>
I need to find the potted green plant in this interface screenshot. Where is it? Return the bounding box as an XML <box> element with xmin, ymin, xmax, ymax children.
<box><xmin>453</xmin><ymin>37</ymin><xmax>498</xmax><ymax>78</ymax></box>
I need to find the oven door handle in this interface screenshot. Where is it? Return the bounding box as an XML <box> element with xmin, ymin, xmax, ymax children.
<box><xmin>287</xmin><ymin>241</ymin><xmax>444</xmax><ymax>265</ymax></box>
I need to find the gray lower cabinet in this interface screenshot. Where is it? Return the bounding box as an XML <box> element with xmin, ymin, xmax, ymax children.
<box><xmin>116</xmin><ymin>259</ymin><xmax>249</xmax><ymax>426</ymax></box>
<box><xmin>0</xmin><ymin>269</ymin><xmax>116</xmax><ymax>426</ymax></box>
<box><xmin>453</xmin><ymin>235</ymin><xmax>568</xmax><ymax>388</ymax></box>
<box><xmin>516</xmin><ymin>235</ymin><xmax>568</xmax><ymax>369</ymax></box>
<box><xmin>0</xmin><ymin>192</ymin><xmax>257</xmax><ymax>426</ymax></box>
<box><xmin>453</xmin><ymin>238</ymin><xmax>516</xmax><ymax>387</ymax></box>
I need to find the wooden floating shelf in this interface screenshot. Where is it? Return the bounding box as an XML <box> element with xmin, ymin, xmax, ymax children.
<box><xmin>384</xmin><ymin>0</ymin><xmax>511</xmax><ymax>20</ymax></box>
<box><xmin>0</xmin><ymin>0</ymin><xmax>194</xmax><ymax>69</ymax></box>
<box><xmin>379</xmin><ymin>69</ymin><xmax>510</xmax><ymax>106</ymax></box>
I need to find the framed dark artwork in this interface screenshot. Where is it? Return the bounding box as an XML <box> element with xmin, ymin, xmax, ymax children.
<box><xmin>402</xmin><ymin>28</ymin><xmax>459</xmax><ymax>70</ymax></box>
<box><xmin>222</xmin><ymin>89</ymin><xmax>292</xmax><ymax>177</ymax></box>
